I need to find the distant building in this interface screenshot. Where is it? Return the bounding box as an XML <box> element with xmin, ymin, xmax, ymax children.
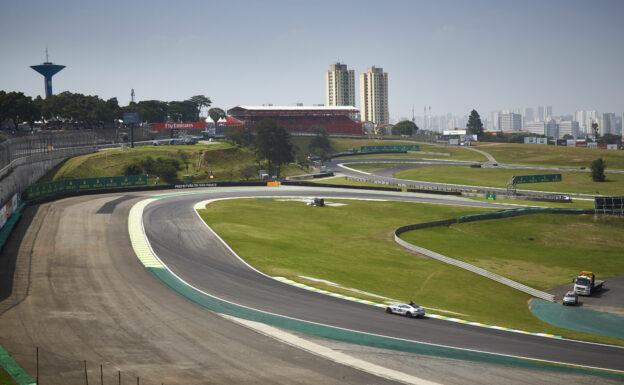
<box><xmin>557</xmin><ymin>121</ymin><xmax>580</xmax><ymax>138</ymax></box>
<box><xmin>601</xmin><ymin>113</ymin><xmax>616</xmax><ymax>135</ymax></box>
<box><xmin>524</xmin><ymin>107</ymin><xmax>535</xmax><ymax>123</ymax></box>
<box><xmin>575</xmin><ymin>110</ymin><xmax>586</xmax><ymax>134</ymax></box>
<box><xmin>536</xmin><ymin>105</ymin><xmax>552</xmax><ymax>121</ymax></box>
<box><xmin>546</xmin><ymin>119</ymin><xmax>558</xmax><ymax>138</ymax></box>
<box><xmin>226</xmin><ymin>105</ymin><xmax>363</xmax><ymax>135</ymax></box>
<box><xmin>360</xmin><ymin>66</ymin><xmax>389</xmax><ymax>125</ymax></box>
<box><xmin>525</xmin><ymin>121</ymin><xmax>546</xmax><ymax>136</ymax></box>
<box><xmin>326</xmin><ymin>63</ymin><xmax>355</xmax><ymax>107</ymax></box>
<box><xmin>499</xmin><ymin>113</ymin><xmax>522</xmax><ymax>131</ymax></box>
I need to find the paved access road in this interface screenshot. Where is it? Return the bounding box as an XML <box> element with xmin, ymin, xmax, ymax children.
<box><xmin>142</xmin><ymin>187</ymin><xmax>624</xmax><ymax>372</ymax></box>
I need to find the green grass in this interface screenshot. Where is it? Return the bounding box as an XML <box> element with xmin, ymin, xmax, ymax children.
<box><xmin>343</xmin><ymin>162</ymin><xmax>417</xmax><ymax>173</ymax></box>
<box><xmin>39</xmin><ymin>142</ymin><xmax>309</xmax><ymax>184</ymax></box>
<box><xmin>464</xmin><ymin>196</ymin><xmax>596</xmax><ymax>209</ymax></box>
<box><xmin>331</xmin><ymin>141</ymin><xmax>486</xmax><ymax>162</ymax></box>
<box><xmin>476</xmin><ymin>143</ymin><xmax>624</xmax><ymax>170</ymax></box>
<box><xmin>198</xmin><ymin>198</ymin><xmax>624</xmax><ymax>345</ymax></box>
<box><xmin>394</xmin><ymin>166</ymin><xmax>624</xmax><ymax>195</ymax></box>
<box><xmin>306</xmin><ymin>176</ymin><xmax>401</xmax><ymax>189</ymax></box>
<box><xmin>0</xmin><ymin>368</ymin><xmax>17</xmax><ymax>385</ymax></box>
<box><xmin>400</xmin><ymin>214</ymin><xmax>624</xmax><ymax>290</ymax></box>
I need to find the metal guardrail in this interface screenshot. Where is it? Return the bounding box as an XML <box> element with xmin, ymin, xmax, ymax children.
<box><xmin>394</xmin><ymin>233</ymin><xmax>557</xmax><ymax>302</ymax></box>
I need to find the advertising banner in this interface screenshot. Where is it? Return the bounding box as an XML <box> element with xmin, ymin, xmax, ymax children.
<box><xmin>524</xmin><ymin>137</ymin><xmax>536</xmax><ymax>144</ymax></box>
<box><xmin>537</xmin><ymin>138</ymin><xmax>547</xmax><ymax>144</ymax></box>
<box><xmin>576</xmin><ymin>141</ymin><xmax>587</xmax><ymax>148</ymax></box>
<box><xmin>598</xmin><ymin>143</ymin><xmax>608</xmax><ymax>149</ymax></box>
<box><xmin>556</xmin><ymin>139</ymin><xmax>567</xmax><ymax>146</ymax></box>
<box><xmin>152</xmin><ymin>122</ymin><xmax>206</xmax><ymax>130</ymax></box>
<box><xmin>566</xmin><ymin>139</ymin><xmax>576</xmax><ymax>146</ymax></box>
<box><xmin>360</xmin><ymin>145</ymin><xmax>420</xmax><ymax>153</ymax></box>
<box><xmin>27</xmin><ymin>175</ymin><xmax>148</xmax><ymax>200</ymax></box>
<box><xmin>607</xmin><ymin>144</ymin><xmax>618</xmax><ymax>150</ymax></box>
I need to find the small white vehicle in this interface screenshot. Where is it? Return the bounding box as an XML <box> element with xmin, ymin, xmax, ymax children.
<box><xmin>562</xmin><ymin>290</ymin><xmax>578</xmax><ymax>306</ymax></box>
<box><xmin>386</xmin><ymin>303</ymin><xmax>426</xmax><ymax>318</ymax></box>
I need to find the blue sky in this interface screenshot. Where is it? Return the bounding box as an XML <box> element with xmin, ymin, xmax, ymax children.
<box><xmin>1</xmin><ymin>0</ymin><xmax>623</xmax><ymax>120</ymax></box>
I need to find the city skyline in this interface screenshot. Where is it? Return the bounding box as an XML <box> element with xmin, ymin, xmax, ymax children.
<box><xmin>1</xmin><ymin>0</ymin><xmax>623</xmax><ymax>120</ymax></box>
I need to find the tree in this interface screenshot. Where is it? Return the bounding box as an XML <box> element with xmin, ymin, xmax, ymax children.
<box><xmin>225</xmin><ymin>127</ymin><xmax>254</xmax><ymax>147</ymax></box>
<box><xmin>597</xmin><ymin>133</ymin><xmax>622</xmax><ymax>145</ymax></box>
<box><xmin>0</xmin><ymin>91</ymin><xmax>39</xmax><ymax>130</ymax></box>
<box><xmin>391</xmin><ymin>120</ymin><xmax>418</xmax><ymax>136</ymax></box>
<box><xmin>591</xmin><ymin>122</ymin><xmax>599</xmax><ymax>139</ymax></box>
<box><xmin>187</xmin><ymin>95</ymin><xmax>211</xmax><ymax>120</ymax></box>
<box><xmin>308</xmin><ymin>126</ymin><xmax>332</xmax><ymax>161</ymax></box>
<box><xmin>591</xmin><ymin>158</ymin><xmax>606</xmax><ymax>182</ymax></box>
<box><xmin>466</xmin><ymin>109</ymin><xmax>484</xmax><ymax>136</ymax></box>
<box><xmin>254</xmin><ymin>118</ymin><xmax>294</xmax><ymax>178</ymax></box>
<box><xmin>168</xmin><ymin>100</ymin><xmax>196</xmax><ymax>122</ymax></box>
<box><xmin>240</xmin><ymin>165</ymin><xmax>257</xmax><ymax>181</ymax></box>
<box><xmin>208</xmin><ymin>107</ymin><xmax>226</xmax><ymax>126</ymax></box>
<box><xmin>562</xmin><ymin>134</ymin><xmax>574</xmax><ymax>140</ymax></box>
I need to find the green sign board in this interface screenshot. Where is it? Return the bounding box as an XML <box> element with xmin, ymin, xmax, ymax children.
<box><xmin>360</xmin><ymin>145</ymin><xmax>420</xmax><ymax>153</ymax></box>
<box><xmin>27</xmin><ymin>175</ymin><xmax>148</xmax><ymax>200</ymax></box>
<box><xmin>512</xmin><ymin>174</ymin><xmax>562</xmax><ymax>184</ymax></box>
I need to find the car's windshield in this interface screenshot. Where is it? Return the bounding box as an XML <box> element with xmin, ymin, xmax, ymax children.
<box><xmin>575</xmin><ymin>278</ymin><xmax>591</xmax><ymax>285</ymax></box>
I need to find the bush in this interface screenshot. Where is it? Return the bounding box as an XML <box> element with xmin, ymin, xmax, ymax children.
<box><xmin>123</xmin><ymin>163</ymin><xmax>142</xmax><ymax>176</ymax></box>
<box><xmin>591</xmin><ymin>158</ymin><xmax>606</xmax><ymax>182</ymax></box>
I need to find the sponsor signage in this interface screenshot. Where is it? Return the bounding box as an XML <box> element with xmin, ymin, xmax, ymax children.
<box><xmin>513</xmin><ymin>174</ymin><xmax>562</xmax><ymax>184</ymax></box>
<box><xmin>598</xmin><ymin>143</ymin><xmax>608</xmax><ymax>149</ymax></box>
<box><xmin>152</xmin><ymin>122</ymin><xmax>206</xmax><ymax>130</ymax></box>
<box><xmin>556</xmin><ymin>139</ymin><xmax>567</xmax><ymax>146</ymax></box>
<box><xmin>524</xmin><ymin>137</ymin><xmax>536</xmax><ymax>144</ymax></box>
<box><xmin>607</xmin><ymin>144</ymin><xmax>618</xmax><ymax>150</ymax></box>
<box><xmin>123</xmin><ymin>112</ymin><xmax>140</xmax><ymax>124</ymax></box>
<box><xmin>360</xmin><ymin>145</ymin><xmax>420</xmax><ymax>153</ymax></box>
<box><xmin>174</xmin><ymin>183</ymin><xmax>218</xmax><ymax>189</ymax></box>
<box><xmin>443</xmin><ymin>130</ymin><xmax>466</xmax><ymax>136</ymax></box>
<box><xmin>27</xmin><ymin>175</ymin><xmax>148</xmax><ymax>200</ymax></box>
<box><xmin>537</xmin><ymin>138</ymin><xmax>548</xmax><ymax>144</ymax></box>
<box><xmin>566</xmin><ymin>139</ymin><xmax>576</xmax><ymax>146</ymax></box>
<box><xmin>576</xmin><ymin>141</ymin><xmax>587</xmax><ymax>148</ymax></box>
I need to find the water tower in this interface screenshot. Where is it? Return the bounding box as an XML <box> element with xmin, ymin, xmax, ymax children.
<box><xmin>30</xmin><ymin>49</ymin><xmax>65</xmax><ymax>98</ymax></box>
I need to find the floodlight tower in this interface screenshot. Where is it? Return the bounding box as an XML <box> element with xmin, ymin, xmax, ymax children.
<box><xmin>30</xmin><ymin>49</ymin><xmax>65</xmax><ymax>98</ymax></box>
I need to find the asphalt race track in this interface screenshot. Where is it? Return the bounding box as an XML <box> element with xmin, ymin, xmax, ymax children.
<box><xmin>142</xmin><ymin>187</ymin><xmax>624</xmax><ymax>373</ymax></box>
<box><xmin>1</xmin><ymin>186</ymin><xmax>623</xmax><ymax>385</ymax></box>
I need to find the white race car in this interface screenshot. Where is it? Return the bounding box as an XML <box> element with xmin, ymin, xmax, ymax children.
<box><xmin>385</xmin><ymin>303</ymin><xmax>426</xmax><ymax>318</ymax></box>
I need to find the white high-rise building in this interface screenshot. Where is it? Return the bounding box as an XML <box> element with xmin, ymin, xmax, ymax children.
<box><xmin>546</xmin><ymin>120</ymin><xmax>558</xmax><ymax>138</ymax></box>
<box><xmin>557</xmin><ymin>121</ymin><xmax>580</xmax><ymax>138</ymax></box>
<box><xmin>601</xmin><ymin>113</ymin><xmax>616</xmax><ymax>136</ymax></box>
<box><xmin>326</xmin><ymin>63</ymin><xmax>355</xmax><ymax>107</ymax></box>
<box><xmin>499</xmin><ymin>113</ymin><xmax>522</xmax><ymax>131</ymax></box>
<box><xmin>545</xmin><ymin>106</ymin><xmax>553</xmax><ymax>120</ymax></box>
<box><xmin>360</xmin><ymin>66</ymin><xmax>389</xmax><ymax>125</ymax></box>
<box><xmin>575</xmin><ymin>110</ymin><xmax>587</xmax><ymax>134</ymax></box>
<box><xmin>526</xmin><ymin>121</ymin><xmax>546</xmax><ymax>136</ymax></box>
<box><xmin>524</xmin><ymin>107</ymin><xmax>535</xmax><ymax>123</ymax></box>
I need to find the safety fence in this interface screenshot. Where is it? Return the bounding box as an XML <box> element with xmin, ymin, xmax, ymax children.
<box><xmin>345</xmin><ymin>176</ymin><xmax>463</xmax><ymax>195</ymax></box>
<box><xmin>1</xmin><ymin>343</ymin><xmax>164</xmax><ymax>385</ymax></box>
<box><xmin>394</xmin><ymin>207</ymin><xmax>624</xmax><ymax>302</ymax></box>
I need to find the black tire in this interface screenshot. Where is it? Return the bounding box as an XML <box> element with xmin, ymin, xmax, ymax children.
<box><xmin>386</xmin><ymin>307</ymin><xmax>392</xmax><ymax>314</ymax></box>
<box><xmin>407</xmin><ymin>312</ymin><xmax>414</xmax><ymax>318</ymax></box>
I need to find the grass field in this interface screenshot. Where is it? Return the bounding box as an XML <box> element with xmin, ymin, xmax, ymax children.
<box><xmin>40</xmin><ymin>142</ymin><xmax>308</xmax><ymax>183</ymax></box>
<box><xmin>393</xmin><ymin>165</ymin><xmax>624</xmax><ymax>195</ymax></box>
<box><xmin>476</xmin><ymin>143</ymin><xmax>624</xmax><ymax>170</ymax></box>
<box><xmin>400</xmin><ymin>214</ymin><xmax>624</xmax><ymax>290</ymax></box>
<box><xmin>0</xmin><ymin>368</ymin><xmax>16</xmax><ymax>385</ymax></box>
<box><xmin>331</xmin><ymin>141</ymin><xmax>486</xmax><ymax>162</ymax></box>
<box><xmin>198</xmin><ymin>198</ymin><xmax>623</xmax><ymax>345</ymax></box>
<box><xmin>308</xmin><ymin>176</ymin><xmax>596</xmax><ymax>209</ymax></box>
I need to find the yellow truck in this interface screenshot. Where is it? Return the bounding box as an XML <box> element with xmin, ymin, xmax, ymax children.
<box><xmin>573</xmin><ymin>271</ymin><xmax>605</xmax><ymax>296</ymax></box>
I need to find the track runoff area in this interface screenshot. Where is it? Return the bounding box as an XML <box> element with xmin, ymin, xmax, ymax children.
<box><xmin>129</xmin><ymin>186</ymin><xmax>624</xmax><ymax>380</ymax></box>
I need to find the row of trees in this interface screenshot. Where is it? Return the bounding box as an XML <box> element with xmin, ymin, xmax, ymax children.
<box><xmin>0</xmin><ymin>90</ymin><xmax>216</xmax><ymax>130</ymax></box>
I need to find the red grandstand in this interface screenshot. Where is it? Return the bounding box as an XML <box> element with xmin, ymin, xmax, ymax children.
<box><xmin>226</xmin><ymin>106</ymin><xmax>363</xmax><ymax>135</ymax></box>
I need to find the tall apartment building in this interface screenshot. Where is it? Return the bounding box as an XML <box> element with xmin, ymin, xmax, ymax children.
<box><xmin>360</xmin><ymin>66</ymin><xmax>389</xmax><ymax>124</ymax></box>
<box><xmin>557</xmin><ymin>121</ymin><xmax>580</xmax><ymax>138</ymax></box>
<box><xmin>601</xmin><ymin>113</ymin><xmax>616</xmax><ymax>135</ymax></box>
<box><xmin>499</xmin><ymin>112</ymin><xmax>522</xmax><ymax>131</ymax></box>
<box><xmin>326</xmin><ymin>63</ymin><xmax>355</xmax><ymax>107</ymax></box>
<box><xmin>536</xmin><ymin>105</ymin><xmax>552</xmax><ymax>121</ymax></box>
<box><xmin>524</xmin><ymin>107</ymin><xmax>535</xmax><ymax>123</ymax></box>
<box><xmin>525</xmin><ymin>121</ymin><xmax>546</xmax><ymax>136</ymax></box>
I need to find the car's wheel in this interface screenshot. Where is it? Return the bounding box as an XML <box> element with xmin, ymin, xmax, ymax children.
<box><xmin>407</xmin><ymin>312</ymin><xmax>414</xmax><ymax>318</ymax></box>
<box><xmin>386</xmin><ymin>307</ymin><xmax>392</xmax><ymax>313</ymax></box>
